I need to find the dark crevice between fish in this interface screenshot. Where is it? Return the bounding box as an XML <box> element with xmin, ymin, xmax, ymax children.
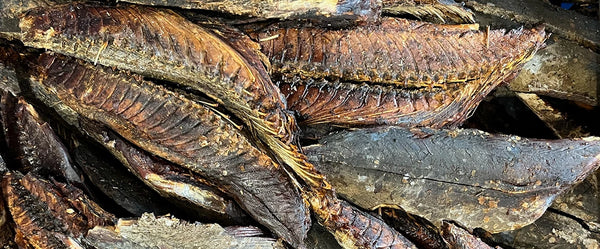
<box><xmin>547</xmin><ymin>207</ymin><xmax>597</xmax><ymax>234</ymax></box>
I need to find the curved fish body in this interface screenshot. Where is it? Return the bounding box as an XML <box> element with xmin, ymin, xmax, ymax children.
<box><xmin>252</xmin><ymin>19</ymin><xmax>546</xmax><ymax>127</ymax></box>
<box><xmin>18</xmin><ymin>3</ymin><xmax>332</xmax><ymax>196</ymax></box>
<box><xmin>118</xmin><ymin>0</ymin><xmax>381</xmax><ymax>20</ymax></box>
<box><xmin>82</xmin><ymin>122</ymin><xmax>247</xmax><ymax>221</ymax></box>
<box><xmin>253</xmin><ymin>18</ymin><xmax>546</xmax><ymax>88</ymax></box>
<box><xmin>31</xmin><ymin>53</ymin><xmax>311</xmax><ymax>248</ymax></box>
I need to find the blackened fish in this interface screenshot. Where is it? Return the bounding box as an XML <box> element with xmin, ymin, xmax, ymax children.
<box><xmin>31</xmin><ymin>52</ymin><xmax>310</xmax><ymax>248</ymax></box>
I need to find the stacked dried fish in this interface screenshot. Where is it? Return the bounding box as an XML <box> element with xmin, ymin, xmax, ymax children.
<box><xmin>0</xmin><ymin>0</ymin><xmax>562</xmax><ymax>248</ymax></box>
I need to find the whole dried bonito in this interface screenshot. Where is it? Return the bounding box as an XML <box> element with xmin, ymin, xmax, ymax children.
<box><xmin>304</xmin><ymin>127</ymin><xmax>600</xmax><ymax>232</ymax></box>
<box><xmin>250</xmin><ymin>19</ymin><xmax>546</xmax><ymax>127</ymax></box>
<box><xmin>30</xmin><ymin>52</ymin><xmax>311</xmax><ymax>248</ymax></box>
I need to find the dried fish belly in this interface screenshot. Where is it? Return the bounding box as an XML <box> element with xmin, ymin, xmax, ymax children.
<box><xmin>118</xmin><ymin>0</ymin><xmax>380</xmax><ymax>19</ymax></box>
<box><xmin>32</xmin><ymin>53</ymin><xmax>310</xmax><ymax>247</ymax></box>
<box><xmin>304</xmin><ymin>127</ymin><xmax>600</xmax><ymax>232</ymax></box>
<box><xmin>1</xmin><ymin>171</ymin><xmax>114</xmax><ymax>248</ymax></box>
<box><xmin>82</xmin><ymin>122</ymin><xmax>247</xmax><ymax>220</ymax></box>
<box><xmin>279</xmin><ymin>75</ymin><xmax>495</xmax><ymax>128</ymax></box>
<box><xmin>254</xmin><ymin>18</ymin><xmax>546</xmax><ymax>88</ymax></box>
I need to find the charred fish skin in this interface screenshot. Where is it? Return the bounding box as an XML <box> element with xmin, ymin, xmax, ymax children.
<box><xmin>252</xmin><ymin>18</ymin><xmax>546</xmax><ymax>88</ymax></box>
<box><xmin>31</xmin><ymin>52</ymin><xmax>310</xmax><ymax>248</ymax></box>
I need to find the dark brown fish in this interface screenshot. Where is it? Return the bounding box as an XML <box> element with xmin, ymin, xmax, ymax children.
<box><xmin>81</xmin><ymin>121</ymin><xmax>248</xmax><ymax>221</ymax></box>
<box><xmin>0</xmin><ymin>157</ymin><xmax>16</xmax><ymax>248</ymax></box>
<box><xmin>382</xmin><ymin>208</ymin><xmax>448</xmax><ymax>249</ymax></box>
<box><xmin>31</xmin><ymin>52</ymin><xmax>310</xmax><ymax>248</ymax></box>
<box><xmin>252</xmin><ymin>19</ymin><xmax>546</xmax><ymax>127</ymax></box>
<box><xmin>0</xmin><ymin>92</ymin><xmax>83</xmax><ymax>184</ymax></box>
<box><xmin>440</xmin><ymin>221</ymin><xmax>496</xmax><ymax>249</ymax></box>
<box><xmin>382</xmin><ymin>0</ymin><xmax>475</xmax><ymax>24</ymax></box>
<box><xmin>117</xmin><ymin>0</ymin><xmax>381</xmax><ymax>20</ymax></box>
<box><xmin>278</xmin><ymin>75</ymin><xmax>494</xmax><ymax>128</ymax></box>
<box><xmin>1</xmin><ymin>171</ymin><xmax>114</xmax><ymax>248</ymax></box>
<box><xmin>252</xmin><ymin>18</ymin><xmax>546</xmax><ymax>88</ymax></box>
<box><xmin>307</xmin><ymin>193</ymin><xmax>418</xmax><ymax>249</ymax></box>
<box><xmin>18</xmin><ymin>3</ymin><xmax>330</xmax><ymax>193</ymax></box>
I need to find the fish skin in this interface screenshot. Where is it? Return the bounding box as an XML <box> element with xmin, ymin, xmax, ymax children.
<box><xmin>252</xmin><ymin>18</ymin><xmax>547</xmax><ymax>88</ymax></box>
<box><xmin>32</xmin><ymin>52</ymin><xmax>311</xmax><ymax>248</ymax></box>
<box><xmin>252</xmin><ymin>20</ymin><xmax>546</xmax><ymax>127</ymax></box>
<box><xmin>116</xmin><ymin>0</ymin><xmax>381</xmax><ymax>20</ymax></box>
<box><xmin>1</xmin><ymin>171</ymin><xmax>115</xmax><ymax>249</ymax></box>
<box><xmin>18</xmin><ymin>3</ymin><xmax>333</xmax><ymax>199</ymax></box>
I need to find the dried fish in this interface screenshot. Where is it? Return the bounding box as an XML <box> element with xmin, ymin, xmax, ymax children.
<box><xmin>1</xmin><ymin>171</ymin><xmax>114</xmax><ymax>248</ymax></box>
<box><xmin>306</xmin><ymin>194</ymin><xmax>418</xmax><ymax>249</ymax></box>
<box><xmin>440</xmin><ymin>221</ymin><xmax>497</xmax><ymax>249</ymax></box>
<box><xmin>17</xmin><ymin>3</ymin><xmax>331</xmax><ymax>194</ymax></box>
<box><xmin>117</xmin><ymin>0</ymin><xmax>381</xmax><ymax>20</ymax></box>
<box><xmin>382</xmin><ymin>0</ymin><xmax>475</xmax><ymax>24</ymax></box>
<box><xmin>254</xmin><ymin>21</ymin><xmax>545</xmax><ymax>127</ymax></box>
<box><xmin>0</xmin><ymin>92</ymin><xmax>83</xmax><ymax>184</ymax></box>
<box><xmin>382</xmin><ymin>208</ymin><xmax>448</xmax><ymax>249</ymax></box>
<box><xmin>81</xmin><ymin>121</ymin><xmax>248</xmax><ymax>221</ymax></box>
<box><xmin>31</xmin><ymin>52</ymin><xmax>310</xmax><ymax>248</ymax></box>
<box><xmin>278</xmin><ymin>75</ymin><xmax>495</xmax><ymax>128</ymax></box>
<box><xmin>304</xmin><ymin>127</ymin><xmax>600</xmax><ymax>232</ymax></box>
<box><xmin>0</xmin><ymin>156</ymin><xmax>16</xmax><ymax>248</ymax></box>
<box><xmin>72</xmin><ymin>140</ymin><xmax>177</xmax><ymax>217</ymax></box>
<box><xmin>86</xmin><ymin>213</ymin><xmax>285</xmax><ymax>249</ymax></box>
<box><xmin>252</xmin><ymin>18</ymin><xmax>546</xmax><ymax>88</ymax></box>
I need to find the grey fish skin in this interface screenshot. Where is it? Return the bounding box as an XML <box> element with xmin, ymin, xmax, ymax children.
<box><xmin>31</xmin><ymin>52</ymin><xmax>310</xmax><ymax>248</ymax></box>
<box><xmin>304</xmin><ymin>127</ymin><xmax>600</xmax><ymax>232</ymax></box>
<box><xmin>118</xmin><ymin>0</ymin><xmax>381</xmax><ymax>20</ymax></box>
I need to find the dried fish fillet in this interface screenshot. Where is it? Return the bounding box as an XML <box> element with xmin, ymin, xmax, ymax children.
<box><xmin>18</xmin><ymin>3</ymin><xmax>331</xmax><ymax>194</ymax></box>
<box><xmin>31</xmin><ymin>53</ymin><xmax>310</xmax><ymax>248</ymax></box>
<box><xmin>279</xmin><ymin>75</ymin><xmax>494</xmax><ymax>128</ymax></box>
<box><xmin>1</xmin><ymin>171</ymin><xmax>114</xmax><ymax>248</ymax></box>
<box><xmin>82</xmin><ymin>122</ymin><xmax>247</xmax><ymax>220</ymax></box>
<box><xmin>382</xmin><ymin>0</ymin><xmax>475</xmax><ymax>24</ymax></box>
<box><xmin>382</xmin><ymin>208</ymin><xmax>448</xmax><ymax>249</ymax></box>
<box><xmin>440</xmin><ymin>221</ymin><xmax>496</xmax><ymax>249</ymax></box>
<box><xmin>304</xmin><ymin>127</ymin><xmax>600</xmax><ymax>232</ymax></box>
<box><xmin>253</xmin><ymin>18</ymin><xmax>546</xmax><ymax>88</ymax></box>
<box><xmin>306</xmin><ymin>194</ymin><xmax>418</xmax><ymax>249</ymax></box>
<box><xmin>0</xmin><ymin>92</ymin><xmax>83</xmax><ymax>184</ymax></box>
<box><xmin>118</xmin><ymin>0</ymin><xmax>380</xmax><ymax>20</ymax></box>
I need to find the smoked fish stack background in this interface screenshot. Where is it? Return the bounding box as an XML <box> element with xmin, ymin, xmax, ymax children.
<box><xmin>1</xmin><ymin>0</ymin><xmax>599</xmax><ymax>248</ymax></box>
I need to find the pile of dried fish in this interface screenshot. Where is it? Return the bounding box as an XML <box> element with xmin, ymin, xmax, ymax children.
<box><xmin>1</xmin><ymin>0</ymin><xmax>596</xmax><ymax>248</ymax></box>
